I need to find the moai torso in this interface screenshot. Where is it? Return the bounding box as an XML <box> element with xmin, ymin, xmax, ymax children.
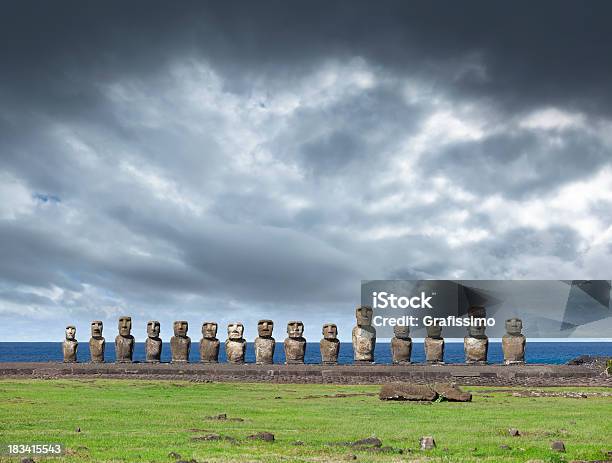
<box><xmin>145</xmin><ymin>321</ymin><xmax>162</xmax><ymax>363</ymax></box>
<box><xmin>464</xmin><ymin>324</ymin><xmax>488</xmax><ymax>364</ymax></box>
<box><xmin>170</xmin><ymin>321</ymin><xmax>191</xmax><ymax>363</ymax></box>
<box><xmin>284</xmin><ymin>321</ymin><xmax>306</xmax><ymax>364</ymax></box>
<box><xmin>352</xmin><ymin>306</ymin><xmax>376</xmax><ymax>363</ymax></box>
<box><xmin>424</xmin><ymin>324</ymin><xmax>444</xmax><ymax>363</ymax></box>
<box><xmin>502</xmin><ymin>318</ymin><xmax>526</xmax><ymax>364</ymax></box>
<box><xmin>320</xmin><ymin>323</ymin><xmax>339</xmax><ymax>365</ymax></box>
<box><xmin>89</xmin><ymin>320</ymin><xmax>105</xmax><ymax>363</ymax></box>
<box><xmin>63</xmin><ymin>325</ymin><xmax>78</xmax><ymax>363</ymax></box>
<box><xmin>200</xmin><ymin>322</ymin><xmax>220</xmax><ymax>363</ymax></box>
<box><xmin>391</xmin><ymin>325</ymin><xmax>412</xmax><ymax>364</ymax></box>
<box><xmin>254</xmin><ymin>320</ymin><xmax>275</xmax><ymax>365</ymax></box>
<box><xmin>225</xmin><ymin>322</ymin><xmax>246</xmax><ymax>364</ymax></box>
<box><xmin>115</xmin><ymin>316</ymin><xmax>134</xmax><ymax>363</ymax></box>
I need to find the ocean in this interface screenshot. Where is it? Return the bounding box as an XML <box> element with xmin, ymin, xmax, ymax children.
<box><xmin>0</xmin><ymin>342</ymin><xmax>610</xmax><ymax>364</ymax></box>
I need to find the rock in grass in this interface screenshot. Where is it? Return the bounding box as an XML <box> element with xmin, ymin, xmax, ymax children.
<box><xmin>432</xmin><ymin>384</ymin><xmax>472</xmax><ymax>402</ymax></box>
<box><xmin>420</xmin><ymin>436</ymin><xmax>436</xmax><ymax>450</ymax></box>
<box><xmin>508</xmin><ymin>428</ymin><xmax>521</xmax><ymax>436</ymax></box>
<box><xmin>379</xmin><ymin>383</ymin><xmax>437</xmax><ymax>401</ymax></box>
<box><xmin>168</xmin><ymin>452</ymin><xmax>181</xmax><ymax>459</ymax></box>
<box><xmin>551</xmin><ymin>441</ymin><xmax>566</xmax><ymax>452</ymax></box>
<box><xmin>500</xmin><ymin>444</ymin><xmax>511</xmax><ymax>450</ymax></box>
<box><xmin>247</xmin><ymin>432</ymin><xmax>275</xmax><ymax>442</ymax></box>
<box><xmin>20</xmin><ymin>459</ymin><xmax>35</xmax><ymax>463</ymax></box>
<box><xmin>352</xmin><ymin>437</ymin><xmax>382</xmax><ymax>448</ymax></box>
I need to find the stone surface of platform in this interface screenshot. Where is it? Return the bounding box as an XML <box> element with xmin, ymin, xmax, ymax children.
<box><xmin>0</xmin><ymin>362</ymin><xmax>609</xmax><ymax>386</ymax></box>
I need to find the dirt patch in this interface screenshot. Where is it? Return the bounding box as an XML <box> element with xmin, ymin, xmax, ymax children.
<box><xmin>205</xmin><ymin>413</ymin><xmax>245</xmax><ymax>421</ymax></box>
<box><xmin>191</xmin><ymin>433</ymin><xmax>238</xmax><ymax>443</ymax></box>
<box><xmin>299</xmin><ymin>392</ymin><xmax>377</xmax><ymax>400</ymax></box>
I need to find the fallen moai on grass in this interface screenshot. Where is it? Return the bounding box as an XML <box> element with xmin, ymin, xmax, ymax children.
<box><xmin>379</xmin><ymin>383</ymin><xmax>472</xmax><ymax>402</ymax></box>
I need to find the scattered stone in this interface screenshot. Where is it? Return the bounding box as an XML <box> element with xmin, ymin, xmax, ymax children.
<box><xmin>500</xmin><ymin>444</ymin><xmax>511</xmax><ymax>450</ymax></box>
<box><xmin>352</xmin><ymin>437</ymin><xmax>382</xmax><ymax>448</ymax></box>
<box><xmin>420</xmin><ymin>436</ymin><xmax>436</xmax><ymax>450</ymax></box>
<box><xmin>551</xmin><ymin>441</ymin><xmax>566</xmax><ymax>452</ymax></box>
<box><xmin>247</xmin><ymin>432</ymin><xmax>275</xmax><ymax>442</ymax></box>
<box><xmin>292</xmin><ymin>440</ymin><xmax>304</xmax><ymax>445</ymax></box>
<box><xmin>379</xmin><ymin>383</ymin><xmax>437</xmax><ymax>401</ymax></box>
<box><xmin>432</xmin><ymin>384</ymin><xmax>472</xmax><ymax>402</ymax></box>
<box><xmin>568</xmin><ymin>355</ymin><xmax>594</xmax><ymax>365</ymax></box>
<box><xmin>168</xmin><ymin>452</ymin><xmax>181</xmax><ymax>459</ymax></box>
<box><xmin>21</xmin><ymin>459</ymin><xmax>35</xmax><ymax>463</ymax></box>
<box><xmin>508</xmin><ymin>428</ymin><xmax>520</xmax><ymax>436</ymax></box>
<box><xmin>345</xmin><ymin>455</ymin><xmax>357</xmax><ymax>461</ymax></box>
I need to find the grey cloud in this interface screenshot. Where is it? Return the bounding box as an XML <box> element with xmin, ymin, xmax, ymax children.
<box><xmin>1</xmin><ymin>1</ymin><xmax>612</xmax><ymax>340</ymax></box>
<box><xmin>422</xmin><ymin>129</ymin><xmax>611</xmax><ymax>199</ymax></box>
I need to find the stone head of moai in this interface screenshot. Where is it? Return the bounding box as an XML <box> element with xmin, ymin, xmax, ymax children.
<box><xmin>468</xmin><ymin>305</ymin><xmax>487</xmax><ymax>319</ymax></box>
<box><xmin>467</xmin><ymin>323</ymin><xmax>487</xmax><ymax>339</ymax></box>
<box><xmin>147</xmin><ymin>320</ymin><xmax>160</xmax><ymax>338</ymax></box>
<box><xmin>505</xmin><ymin>318</ymin><xmax>523</xmax><ymax>336</ymax></box>
<box><xmin>227</xmin><ymin>322</ymin><xmax>244</xmax><ymax>340</ymax></box>
<box><xmin>202</xmin><ymin>321</ymin><xmax>218</xmax><ymax>339</ymax></box>
<box><xmin>257</xmin><ymin>319</ymin><xmax>274</xmax><ymax>338</ymax></box>
<box><xmin>173</xmin><ymin>320</ymin><xmax>189</xmax><ymax>337</ymax></box>
<box><xmin>426</xmin><ymin>323</ymin><xmax>443</xmax><ymax>339</ymax></box>
<box><xmin>393</xmin><ymin>325</ymin><xmax>410</xmax><ymax>339</ymax></box>
<box><xmin>287</xmin><ymin>321</ymin><xmax>304</xmax><ymax>338</ymax></box>
<box><xmin>118</xmin><ymin>316</ymin><xmax>132</xmax><ymax>337</ymax></box>
<box><xmin>355</xmin><ymin>306</ymin><xmax>373</xmax><ymax>326</ymax></box>
<box><xmin>65</xmin><ymin>325</ymin><xmax>76</xmax><ymax>341</ymax></box>
<box><xmin>322</xmin><ymin>323</ymin><xmax>337</xmax><ymax>340</ymax></box>
<box><xmin>91</xmin><ymin>320</ymin><xmax>103</xmax><ymax>338</ymax></box>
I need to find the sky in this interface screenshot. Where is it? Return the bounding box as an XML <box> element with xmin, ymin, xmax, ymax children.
<box><xmin>1</xmin><ymin>1</ymin><xmax>612</xmax><ymax>342</ymax></box>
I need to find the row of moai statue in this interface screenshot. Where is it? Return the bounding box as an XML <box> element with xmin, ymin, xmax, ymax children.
<box><xmin>62</xmin><ymin>307</ymin><xmax>526</xmax><ymax>365</ymax></box>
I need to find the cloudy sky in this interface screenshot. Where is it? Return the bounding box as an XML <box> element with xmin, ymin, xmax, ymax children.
<box><xmin>1</xmin><ymin>1</ymin><xmax>612</xmax><ymax>341</ymax></box>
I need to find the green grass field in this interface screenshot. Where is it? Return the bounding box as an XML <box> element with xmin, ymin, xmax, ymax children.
<box><xmin>0</xmin><ymin>379</ymin><xmax>610</xmax><ymax>462</ymax></box>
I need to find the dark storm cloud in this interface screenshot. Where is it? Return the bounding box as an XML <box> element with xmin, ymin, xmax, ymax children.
<box><xmin>3</xmin><ymin>0</ymin><xmax>612</xmax><ymax>114</ymax></box>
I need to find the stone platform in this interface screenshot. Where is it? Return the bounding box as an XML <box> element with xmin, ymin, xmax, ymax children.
<box><xmin>0</xmin><ymin>362</ymin><xmax>609</xmax><ymax>386</ymax></box>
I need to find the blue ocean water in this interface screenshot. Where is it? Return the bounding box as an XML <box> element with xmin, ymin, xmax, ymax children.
<box><xmin>0</xmin><ymin>342</ymin><xmax>610</xmax><ymax>364</ymax></box>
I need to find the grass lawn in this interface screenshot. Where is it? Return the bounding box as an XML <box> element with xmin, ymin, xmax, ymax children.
<box><xmin>0</xmin><ymin>379</ymin><xmax>610</xmax><ymax>462</ymax></box>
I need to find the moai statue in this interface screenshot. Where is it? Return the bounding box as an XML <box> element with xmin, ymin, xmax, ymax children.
<box><xmin>200</xmin><ymin>321</ymin><xmax>220</xmax><ymax>363</ymax></box>
<box><xmin>89</xmin><ymin>320</ymin><xmax>105</xmax><ymax>363</ymax></box>
<box><xmin>424</xmin><ymin>323</ymin><xmax>445</xmax><ymax>363</ymax></box>
<box><xmin>170</xmin><ymin>320</ymin><xmax>191</xmax><ymax>363</ymax></box>
<box><xmin>63</xmin><ymin>325</ymin><xmax>78</xmax><ymax>363</ymax></box>
<box><xmin>502</xmin><ymin>318</ymin><xmax>526</xmax><ymax>365</ymax></box>
<box><xmin>225</xmin><ymin>322</ymin><xmax>246</xmax><ymax>364</ymax></box>
<box><xmin>115</xmin><ymin>316</ymin><xmax>135</xmax><ymax>363</ymax></box>
<box><xmin>320</xmin><ymin>323</ymin><xmax>340</xmax><ymax>365</ymax></box>
<box><xmin>464</xmin><ymin>324</ymin><xmax>489</xmax><ymax>364</ymax></box>
<box><xmin>145</xmin><ymin>320</ymin><xmax>162</xmax><ymax>363</ymax></box>
<box><xmin>352</xmin><ymin>306</ymin><xmax>376</xmax><ymax>363</ymax></box>
<box><xmin>391</xmin><ymin>325</ymin><xmax>412</xmax><ymax>364</ymax></box>
<box><xmin>284</xmin><ymin>321</ymin><xmax>306</xmax><ymax>364</ymax></box>
<box><xmin>254</xmin><ymin>319</ymin><xmax>275</xmax><ymax>365</ymax></box>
